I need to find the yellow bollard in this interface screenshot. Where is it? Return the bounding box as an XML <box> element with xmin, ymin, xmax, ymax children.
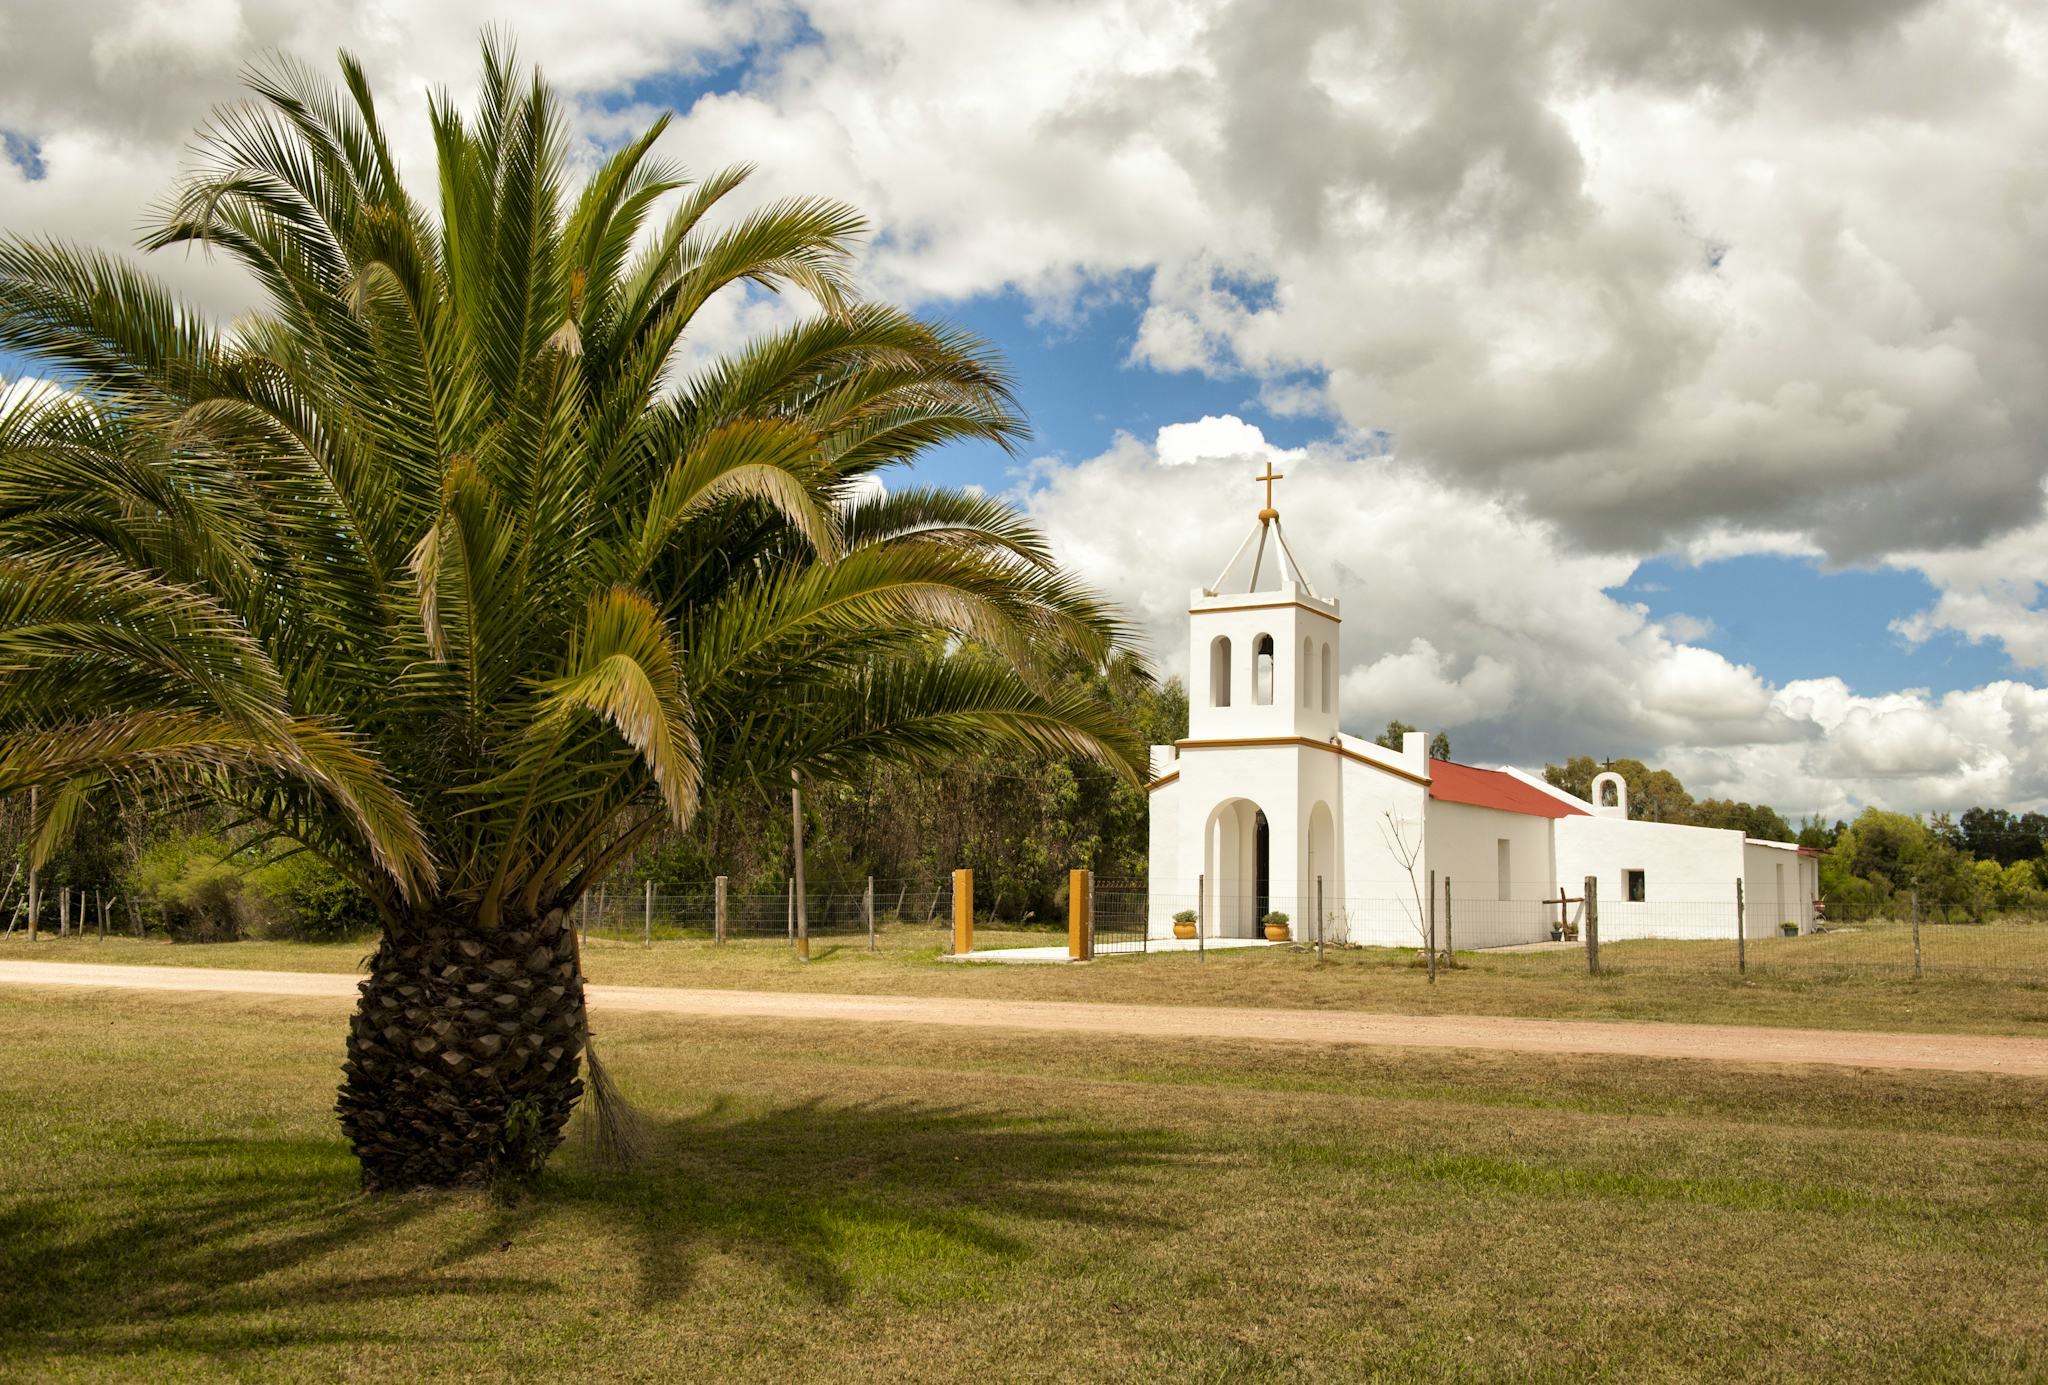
<box><xmin>1068</xmin><ymin>869</ymin><xmax>1093</xmax><ymax>961</ymax></box>
<box><xmin>952</xmin><ymin>868</ymin><xmax>974</xmax><ymax>955</ymax></box>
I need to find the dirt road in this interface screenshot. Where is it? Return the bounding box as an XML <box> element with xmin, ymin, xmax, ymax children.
<box><xmin>4</xmin><ymin>959</ymin><xmax>2046</xmax><ymax>1077</ymax></box>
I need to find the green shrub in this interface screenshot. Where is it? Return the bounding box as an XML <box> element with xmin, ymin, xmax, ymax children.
<box><xmin>133</xmin><ymin>835</ymin><xmax>258</xmax><ymax>942</ymax></box>
<box><xmin>129</xmin><ymin>833</ymin><xmax>376</xmax><ymax>942</ymax></box>
<box><xmin>253</xmin><ymin>853</ymin><xmax>378</xmax><ymax>942</ymax></box>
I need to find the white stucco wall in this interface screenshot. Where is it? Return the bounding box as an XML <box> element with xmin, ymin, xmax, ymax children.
<box><xmin>1743</xmin><ymin>840</ymin><xmax>1815</xmax><ymax>936</ymax></box>
<box><xmin>1145</xmin><ymin>756</ymin><xmax>1183</xmax><ymax>932</ymax></box>
<box><xmin>1423</xmin><ymin>800</ymin><xmax>1556</xmax><ymax>948</ymax></box>
<box><xmin>1321</xmin><ymin>734</ymin><xmax>1428</xmax><ymax>947</ymax></box>
<box><xmin>1554</xmin><ymin>815</ymin><xmax>1748</xmax><ymax>941</ymax></box>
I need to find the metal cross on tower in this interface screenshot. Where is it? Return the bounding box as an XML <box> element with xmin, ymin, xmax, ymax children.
<box><xmin>1256</xmin><ymin>461</ymin><xmax>1284</xmax><ymax>522</ymax></box>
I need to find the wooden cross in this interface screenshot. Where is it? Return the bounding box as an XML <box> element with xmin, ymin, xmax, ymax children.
<box><xmin>1256</xmin><ymin>461</ymin><xmax>1284</xmax><ymax>520</ymax></box>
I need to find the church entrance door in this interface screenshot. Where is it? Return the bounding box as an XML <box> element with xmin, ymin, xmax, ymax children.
<box><xmin>1254</xmin><ymin>809</ymin><xmax>1270</xmax><ymax>928</ymax></box>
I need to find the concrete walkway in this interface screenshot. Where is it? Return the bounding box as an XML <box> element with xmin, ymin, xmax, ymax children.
<box><xmin>942</xmin><ymin>937</ymin><xmax>1281</xmax><ymax>964</ymax></box>
<box><xmin>4</xmin><ymin>960</ymin><xmax>2046</xmax><ymax>1077</ymax></box>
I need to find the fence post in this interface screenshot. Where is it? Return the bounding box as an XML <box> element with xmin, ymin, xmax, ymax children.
<box><xmin>1584</xmin><ymin>875</ymin><xmax>1600</xmax><ymax>975</ymax></box>
<box><xmin>864</xmin><ymin>876</ymin><xmax>876</xmax><ymax>952</ymax></box>
<box><xmin>1444</xmin><ymin>877</ymin><xmax>1453</xmax><ymax>961</ymax></box>
<box><xmin>643</xmin><ymin>880</ymin><xmax>653</xmax><ymax>949</ymax></box>
<box><xmin>1196</xmin><ymin>872</ymin><xmax>1205</xmax><ymax>963</ymax></box>
<box><xmin>715</xmin><ymin>876</ymin><xmax>728</xmax><ymax>945</ymax></box>
<box><xmin>1736</xmin><ymin>878</ymin><xmax>1746</xmax><ymax>974</ymax></box>
<box><xmin>953</xmin><ymin>868</ymin><xmax>974</xmax><ymax>956</ymax></box>
<box><xmin>1427</xmin><ymin>868</ymin><xmax>1437</xmax><ymax>984</ymax></box>
<box><xmin>1068</xmin><ymin>868</ymin><xmax>1092</xmax><ymax>961</ymax></box>
<box><xmin>1911</xmin><ymin>888</ymin><xmax>1922</xmax><ymax>979</ymax></box>
<box><xmin>1315</xmin><ymin>874</ymin><xmax>1325</xmax><ymax>962</ymax></box>
<box><xmin>786</xmin><ymin>878</ymin><xmax>794</xmax><ymax>943</ymax></box>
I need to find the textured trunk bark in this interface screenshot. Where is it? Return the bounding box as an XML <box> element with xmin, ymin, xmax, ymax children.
<box><xmin>337</xmin><ymin>905</ymin><xmax>585</xmax><ymax>1192</ymax></box>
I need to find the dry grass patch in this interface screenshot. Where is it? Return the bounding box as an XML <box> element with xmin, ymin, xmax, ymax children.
<box><xmin>1</xmin><ymin>989</ymin><xmax>2045</xmax><ymax>1381</ymax></box>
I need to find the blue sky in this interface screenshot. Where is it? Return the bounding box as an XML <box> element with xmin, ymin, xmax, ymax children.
<box><xmin>1611</xmin><ymin>556</ymin><xmax>2009</xmax><ymax>697</ymax></box>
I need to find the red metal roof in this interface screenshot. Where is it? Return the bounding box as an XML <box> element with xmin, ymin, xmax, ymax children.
<box><xmin>1427</xmin><ymin>759</ymin><xmax>1589</xmax><ymax>819</ymax></box>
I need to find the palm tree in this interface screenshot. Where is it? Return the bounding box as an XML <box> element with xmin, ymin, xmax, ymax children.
<box><xmin>0</xmin><ymin>39</ymin><xmax>1144</xmax><ymax>1191</ymax></box>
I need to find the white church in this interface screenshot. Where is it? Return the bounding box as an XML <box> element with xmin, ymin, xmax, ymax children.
<box><xmin>1145</xmin><ymin>470</ymin><xmax>1819</xmax><ymax>950</ymax></box>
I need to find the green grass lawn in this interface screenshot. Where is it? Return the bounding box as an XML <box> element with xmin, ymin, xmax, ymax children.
<box><xmin>10</xmin><ymin>923</ymin><xmax>2048</xmax><ymax>1037</ymax></box>
<box><xmin>1</xmin><ymin>988</ymin><xmax>2043</xmax><ymax>1381</ymax></box>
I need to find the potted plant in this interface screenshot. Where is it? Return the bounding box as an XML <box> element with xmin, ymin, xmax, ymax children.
<box><xmin>1172</xmin><ymin>909</ymin><xmax>1198</xmax><ymax>941</ymax></box>
<box><xmin>1549</xmin><ymin>924</ymin><xmax>1564</xmax><ymax>942</ymax></box>
<box><xmin>1780</xmin><ymin>921</ymin><xmax>1799</xmax><ymax>937</ymax></box>
<box><xmin>1262</xmin><ymin>910</ymin><xmax>1291</xmax><ymax>943</ymax></box>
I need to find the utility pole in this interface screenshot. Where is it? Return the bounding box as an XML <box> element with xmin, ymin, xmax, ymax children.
<box><xmin>791</xmin><ymin>769</ymin><xmax>809</xmax><ymax>961</ymax></box>
<box><xmin>25</xmin><ymin>786</ymin><xmax>38</xmax><ymax>944</ymax></box>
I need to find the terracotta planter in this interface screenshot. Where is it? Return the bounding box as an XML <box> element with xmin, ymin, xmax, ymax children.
<box><xmin>1173</xmin><ymin>922</ymin><xmax>1197</xmax><ymax>940</ymax></box>
<box><xmin>1264</xmin><ymin>923</ymin><xmax>1291</xmax><ymax>943</ymax></box>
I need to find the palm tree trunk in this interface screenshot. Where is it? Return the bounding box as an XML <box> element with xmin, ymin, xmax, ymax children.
<box><xmin>337</xmin><ymin>906</ymin><xmax>586</xmax><ymax>1191</ymax></box>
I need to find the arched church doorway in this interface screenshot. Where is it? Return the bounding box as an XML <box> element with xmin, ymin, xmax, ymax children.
<box><xmin>1203</xmin><ymin>798</ymin><xmax>1270</xmax><ymax>938</ymax></box>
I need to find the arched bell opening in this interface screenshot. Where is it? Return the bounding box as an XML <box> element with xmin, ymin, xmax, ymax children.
<box><xmin>1209</xmin><ymin>635</ymin><xmax>1233</xmax><ymax>707</ymax></box>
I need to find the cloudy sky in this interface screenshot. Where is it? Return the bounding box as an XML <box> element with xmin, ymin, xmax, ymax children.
<box><xmin>3</xmin><ymin>0</ymin><xmax>2046</xmax><ymax>820</ymax></box>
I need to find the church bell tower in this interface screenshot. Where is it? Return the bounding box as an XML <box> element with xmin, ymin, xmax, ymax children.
<box><xmin>1186</xmin><ymin>462</ymin><xmax>1341</xmax><ymax>740</ymax></box>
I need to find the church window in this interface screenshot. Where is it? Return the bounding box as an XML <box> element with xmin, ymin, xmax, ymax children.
<box><xmin>1626</xmin><ymin>869</ymin><xmax>1647</xmax><ymax>903</ymax></box>
<box><xmin>1253</xmin><ymin>634</ymin><xmax>1275</xmax><ymax>705</ymax></box>
<box><xmin>1496</xmin><ymin>839</ymin><xmax>1511</xmax><ymax>900</ymax></box>
<box><xmin>1209</xmin><ymin>635</ymin><xmax>1232</xmax><ymax>707</ymax></box>
<box><xmin>1302</xmin><ymin>638</ymin><xmax>1314</xmax><ymax>706</ymax></box>
<box><xmin>1320</xmin><ymin>642</ymin><xmax>1333</xmax><ymax>712</ymax></box>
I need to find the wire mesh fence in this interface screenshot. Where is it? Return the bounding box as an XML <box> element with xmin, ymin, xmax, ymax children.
<box><xmin>574</xmin><ymin>877</ymin><xmax>957</xmax><ymax>945</ymax></box>
<box><xmin>558</xmin><ymin>869</ymin><xmax>2048</xmax><ymax>980</ymax></box>
<box><xmin>1127</xmin><ymin>876</ymin><xmax>2048</xmax><ymax>979</ymax></box>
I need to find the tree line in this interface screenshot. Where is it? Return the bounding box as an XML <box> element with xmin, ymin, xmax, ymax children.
<box><xmin>4</xmin><ymin>661</ymin><xmax>1187</xmax><ymax>937</ymax></box>
<box><xmin>21</xmin><ymin>718</ymin><xmax>2045</xmax><ymax>940</ymax></box>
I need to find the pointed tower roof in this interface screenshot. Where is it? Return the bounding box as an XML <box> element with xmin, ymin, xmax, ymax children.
<box><xmin>1200</xmin><ymin>459</ymin><xmax>1321</xmax><ymax>598</ymax></box>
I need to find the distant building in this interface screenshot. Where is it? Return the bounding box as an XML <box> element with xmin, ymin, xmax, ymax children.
<box><xmin>1145</xmin><ymin>478</ymin><xmax>1819</xmax><ymax>947</ymax></box>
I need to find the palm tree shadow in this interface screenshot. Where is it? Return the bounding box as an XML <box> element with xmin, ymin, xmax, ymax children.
<box><xmin>0</xmin><ymin>1099</ymin><xmax>1188</xmax><ymax>1365</ymax></box>
<box><xmin>564</xmin><ymin>1095</ymin><xmax>1185</xmax><ymax>1308</ymax></box>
